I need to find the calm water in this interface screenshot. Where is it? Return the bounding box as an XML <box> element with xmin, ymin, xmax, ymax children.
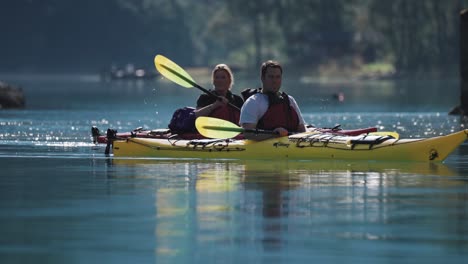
<box><xmin>1</xmin><ymin>74</ymin><xmax>468</xmax><ymax>263</ymax></box>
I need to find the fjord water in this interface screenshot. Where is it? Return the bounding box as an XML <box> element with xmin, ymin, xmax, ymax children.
<box><xmin>1</xmin><ymin>74</ymin><xmax>468</xmax><ymax>263</ymax></box>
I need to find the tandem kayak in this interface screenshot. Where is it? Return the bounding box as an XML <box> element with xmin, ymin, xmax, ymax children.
<box><xmin>91</xmin><ymin>125</ymin><xmax>378</xmax><ymax>144</ymax></box>
<box><xmin>111</xmin><ymin>129</ymin><xmax>468</xmax><ymax>162</ymax></box>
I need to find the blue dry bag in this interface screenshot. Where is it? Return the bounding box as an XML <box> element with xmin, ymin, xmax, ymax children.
<box><xmin>168</xmin><ymin>107</ymin><xmax>197</xmax><ymax>133</ymax></box>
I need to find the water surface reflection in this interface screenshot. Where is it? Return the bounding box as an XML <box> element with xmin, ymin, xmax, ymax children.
<box><xmin>108</xmin><ymin>158</ymin><xmax>468</xmax><ymax>262</ymax></box>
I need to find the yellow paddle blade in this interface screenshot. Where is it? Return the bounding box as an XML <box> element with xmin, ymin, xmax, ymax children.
<box><xmin>369</xmin><ymin>131</ymin><xmax>399</xmax><ymax>140</ymax></box>
<box><xmin>154</xmin><ymin>54</ymin><xmax>196</xmax><ymax>88</ymax></box>
<box><xmin>196</xmin><ymin>117</ymin><xmax>243</xmax><ymax>139</ymax></box>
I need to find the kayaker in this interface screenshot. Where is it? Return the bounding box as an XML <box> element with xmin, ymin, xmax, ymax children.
<box><xmin>240</xmin><ymin>60</ymin><xmax>306</xmax><ymax>140</ymax></box>
<box><xmin>194</xmin><ymin>64</ymin><xmax>244</xmax><ymax>124</ymax></box>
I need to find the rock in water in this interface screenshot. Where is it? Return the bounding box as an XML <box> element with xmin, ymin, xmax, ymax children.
<box><xmin>0</xmin><ymin>81</ymin><xmax>26</xmax><ymax>109</ymax></box>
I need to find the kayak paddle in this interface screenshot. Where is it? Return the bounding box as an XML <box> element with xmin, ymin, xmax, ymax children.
<box><xmin>196</xmin><ymin>116</ymin><xmax>278</xmax><ymax>139</ymax></box>
<box><xmin>154</xmin><ymin>54</ymin><xmax>240</xmax><ymax>111</ymax></box>
<box><xmin>196</xmin><ymin>116</ymin><xmax>400</xmax><ymax>140</ymax></box>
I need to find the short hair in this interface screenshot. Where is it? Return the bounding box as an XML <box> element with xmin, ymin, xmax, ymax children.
<box><xmin>212</xmin><ymin>64</ymin><xmax>234</xmax><ymax>89</ymax></box>
<box><xmin>261</xmin><ymin>60</ymin><xmax>282</xmax><ymax>79</ymax></box>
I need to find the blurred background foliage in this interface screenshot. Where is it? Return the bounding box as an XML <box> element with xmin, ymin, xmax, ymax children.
<box><xmin>0</xmin><ymin>0</ymin><xmax>467</xmax><ymax>77</ymax></box>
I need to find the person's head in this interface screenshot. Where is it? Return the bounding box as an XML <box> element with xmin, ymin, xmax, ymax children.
<box><xmin>212</xmin><ymin>64</ymin><xmax>234</xmax><ymax>93</ymax></box>
<box><xmin>260</xmin><ymin>60</ymin><xmax>282</xmax><ymax>93</ymax></box>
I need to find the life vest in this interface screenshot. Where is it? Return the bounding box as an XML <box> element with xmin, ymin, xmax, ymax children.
<box><xmin>242</xmin><ymin>88</ymin><xmax>299</xmax><ymax>132</ymax></box>
<box><xmin>210</xmin><ymin>105</ymin><xmax>240</xmax><ymax>124</ymax></box>
<box><xmin>198</xmin><ymin>90</ymin><xmax>242</xmax><ymax>124</ymax></box>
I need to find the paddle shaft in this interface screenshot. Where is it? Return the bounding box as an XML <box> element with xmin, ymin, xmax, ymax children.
<box><xmin>159</xmin><ymin>64</ymin><xmax>241</xmax><ymax>111</ymax></box>
<box><xmin>202</xmin><ymin>125</ymin><xmax>279</xmax><ymax>135</ymax></box>
<box><xmin>202</xmin><ymin>124</ymin><xmax>397</xmax><ymax>139</ymax></box>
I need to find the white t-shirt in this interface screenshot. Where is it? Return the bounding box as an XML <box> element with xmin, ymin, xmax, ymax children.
<box><xmin>239</xmin><ymin>93</ymin><xmax>305</xmax><ymax>126</ymax></box>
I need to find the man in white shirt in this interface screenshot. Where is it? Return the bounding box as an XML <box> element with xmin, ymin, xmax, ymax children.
<box><xmin>240</xmin><ymin>60</ymin><xmax>306</xmax><ymax>140</ymax></box>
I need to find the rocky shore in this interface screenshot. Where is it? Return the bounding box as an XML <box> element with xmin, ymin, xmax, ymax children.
<box><xmin>0</xmin><ymin>81</ymin><xmax>25</xmax><ymax>109</ymax></box>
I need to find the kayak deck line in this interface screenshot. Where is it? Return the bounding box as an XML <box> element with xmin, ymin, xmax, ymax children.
<box><xmin>290</xmin><ymin>133</ymin><xmax>397</xmax><ymax>150</ymax></box>
<box><xmin>91</xmin><ymin>125</ymin><xmax>379</xmax><ymax>144</ymax></box>
<box><xmin>112</xmin><ymin>129</ymin><xmax>468</xmax><ymax>162</ymax></box>
<box><xmin>116</xmin><ymin>137</ymin><xmax>246</xmax><ymax>153</ymax></box>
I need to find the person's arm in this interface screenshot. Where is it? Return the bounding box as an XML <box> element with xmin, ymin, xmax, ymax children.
<box><xmin>241</xmin><ymin>123</ymin><xmax>289</xmax><ymax>140</ymax></box>
<box><xmin>194</xmin><ymin>97</ymin><xmax>227</xmax><ymax>117</ymax></box>
<box><xmin>241</xmin><ymin>122</ymin><xmax>279</xmax><ymax>140</ymax></box>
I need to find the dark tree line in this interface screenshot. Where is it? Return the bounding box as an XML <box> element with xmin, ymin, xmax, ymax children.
<box><xmin>0</xmin><ymin>0</ymin><xmax>467</xmax><ymax>76</ymax></box>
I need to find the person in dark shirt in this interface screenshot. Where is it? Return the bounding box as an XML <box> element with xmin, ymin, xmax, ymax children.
<box><xmin>195</xmin><ymin>64</ymin><xmax>244</xmax><ymax>124</ymax></box>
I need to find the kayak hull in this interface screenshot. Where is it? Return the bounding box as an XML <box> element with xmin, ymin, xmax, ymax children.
<box><xmin>112</xmin><ymin>129</ymin><xmax>468</xmax><ymax>162</ymax></box>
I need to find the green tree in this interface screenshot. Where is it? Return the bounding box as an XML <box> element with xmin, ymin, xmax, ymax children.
<box><xmin>369</xmin><ymin>0</ymin><xmax>462</xmax><ymax>76</ymax></box>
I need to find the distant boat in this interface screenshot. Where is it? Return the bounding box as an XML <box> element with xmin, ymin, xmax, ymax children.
<box><xmin>100</xmin><ymin>64</ymin><xmax>158</xmax><ymax>81</ymax></box>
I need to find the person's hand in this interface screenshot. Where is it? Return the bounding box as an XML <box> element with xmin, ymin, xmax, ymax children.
<box><xmin>212</xmin><ymin>96</ymin><xmax>228</xmax><ymax>109</ymax></box>
<box><xmin>273</xmin><ymin>127</ymin><xmax>288</xmax><ymax>137</ymax></box>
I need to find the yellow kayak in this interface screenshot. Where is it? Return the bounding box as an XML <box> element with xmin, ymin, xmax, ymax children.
<box><xmin>112</xmin><ymin>129</ymin><xmax>468</xmax><ymax>162</ymax></box>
